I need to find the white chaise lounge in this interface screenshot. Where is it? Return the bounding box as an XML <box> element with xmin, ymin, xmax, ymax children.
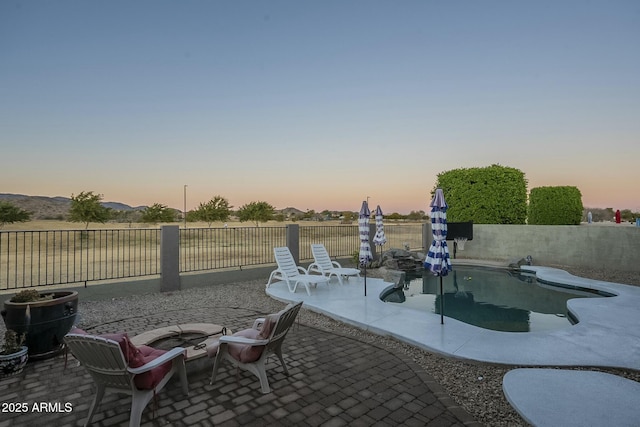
<box><xmin>267</xmin><ymin>247</ymin><xmax>329</xmax><ymax>295</ymax></box>
<box><xmin>308</xmin><ymin>243</ymin><xmax>361</xmax><ymax>285</ymax></box>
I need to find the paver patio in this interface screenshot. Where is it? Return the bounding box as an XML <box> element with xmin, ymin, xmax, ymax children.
<box><xmin>0</xmin><ymin>305</ymin><xmax>480</xmax><ymax>427</ymax></box>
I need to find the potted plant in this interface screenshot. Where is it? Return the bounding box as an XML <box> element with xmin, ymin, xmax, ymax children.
<box><xmin>0</xmin><ymin>329</ymin><xmax>28</xmax><ymax>378</ymax></box>
<box><xmin>1</xmin><ymin>289</ymin><xmax>78</xmax><ymax>360</ymax></box>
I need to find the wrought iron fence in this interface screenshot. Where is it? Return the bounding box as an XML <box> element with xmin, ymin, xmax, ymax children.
<box><xmin>0</xmin><ymin>224</ymin><xmax>424</xmax><ymax>290</ymax></box>
<box><xmin>297</xmin><ymin>224</ymin><xmax>423</xmax><ymax>261</ymax></box>
<box><xmin>179</xmin><ymin>227</ymin><xmax>286</xmax><ymax>273</ymax></box>
<box><xmin>299</xmin><ymin>225</ymin><xmax>359</xmax><ymax>261</ymax></box>
<box><xmin>0</xmin><ymin>229</ymin><xmax>160</xmax><ymax>290</ymax></box>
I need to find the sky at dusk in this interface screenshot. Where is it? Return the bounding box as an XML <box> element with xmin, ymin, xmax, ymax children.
<box><xmin>2</xmin><ymin>1</ymin><xmax>639</xmax><ymax>214</ymax></box>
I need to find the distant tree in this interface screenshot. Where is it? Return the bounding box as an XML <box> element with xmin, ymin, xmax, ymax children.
<box><xmin>237</xmin><ymin>201</ymin><xmax>275</xmax><ymax>227</ymax></box>
<box><xmin>620</xmin><ymin>209</ymin><xmax>635</xmax><ymax>222</ymax></box>
<box><xmin>435</xmin><ymin>164</ymin><xmax>527</xmax><ymax>224</ymax></box>
<box><xmin>386</xmin><ymin>212</ymin><xmax>404</xmax><ymax>221</ymax></box>
<box><xmin>185</xmin><ymin>210</ymin><xmax>199</xmax><ymax>222</ymax></box>
<box><xmin>406</xmin><ymin>210</ymin><xmax>426</xmax><ymax>221</ymax></box>
<box><xmin>140</xmin><ymin>203</ymin><xmax>177</xmax><ymax>224</ymax></box>
<box><xmin>111</xmin><ymin>210</ymin><xmax>142</xmax><ymax>227</ymax></box>
<box><xmin>274</xmin><ymin>213</ymin><xmax>286</xmax><ymax>222</ymax></box>
<box><xmin>0</xmin><ymin>202</ymin><xmax>31</xmax><ymax>228</ymax></box>
<box><xmin>193</xmin><ymin>196</ymin><xmax>232</xmax><ymax>227</ymax></box>
<box><xmin>341</xmin><ymin>211</ymin><xmax>355</xmax><ymax>224</ymax></box>
<box><xmin>68</xmin><ymin>191</ymin><xmax>111</xmax><ymax>229</ymax></box>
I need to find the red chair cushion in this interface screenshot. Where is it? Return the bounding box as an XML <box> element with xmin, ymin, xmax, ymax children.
<box><xmin>207</xmin><ymin>328</ymin><xmax>265</xmax><ymax>363</ymax></box>
<box><xmin>228</xmin><ymin>328</ymin><xmax>265</xmax><ymax>363</ymax></box>
<box><xmin>68</xmin><ymin>329</ymin><xmax>172</xmax><ymax>390</ymax></box>
<box><xmin>206</xmin><ymin>315</ymin><xmax>278</xmax><ymax>363</ymax></box>
<box><xmin>130</xmin><ymin>345</ymin><xmax>173</xmax><ymax>390</ymax></box>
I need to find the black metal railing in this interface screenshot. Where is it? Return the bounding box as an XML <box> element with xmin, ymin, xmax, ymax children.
<box><xmin>0</xmin><ymin>229</ymin><xmax>160</xmax><ymax>290</ymax></box>
<box><xmin>0</xmin><ymin>224</ymin><xmax>424</xmax><ymax>290</ymax></box>
<box><xmin>299</xmin><ymin>225</ymin><xmax>359</xmax><ymax>261</ymax></box>
<box><xmin>179</xmin><ymin>227</ymin><xmax>287</xmax><ymax>272</ymax></box>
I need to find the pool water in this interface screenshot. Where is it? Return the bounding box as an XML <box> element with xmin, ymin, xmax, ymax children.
<box><xmin>380</xmin><ymin>266</ymin><xmax>606</xmax><ymax>332</ymax></box>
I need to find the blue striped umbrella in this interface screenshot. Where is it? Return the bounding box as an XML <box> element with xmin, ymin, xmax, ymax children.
<box><xmin>358</xmin><ymin>200</ymin><xmax>372</xmax><ymax>295</ymax></box>
<box><xmin>424</xmin><ymin>188</ymin><xmax>452</xmax><ymax>324</ymax></box>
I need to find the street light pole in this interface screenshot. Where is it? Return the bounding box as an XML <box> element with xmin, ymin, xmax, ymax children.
<box><xmin>183</xmin><ymin>185</ymin><xmax>187</xmax><ymax>229</ymax></box>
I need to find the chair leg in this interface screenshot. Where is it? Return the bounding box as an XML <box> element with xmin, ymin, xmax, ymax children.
<box><xmin>176</xmin><ymin>358</ymin><xmax>189</xmax><ymax>396</ymax></box>
<box><xmin>287</xmin><ymin>279</ymin><xmax>298</xmax><ymax>293</ymax></box>
<box><xmin>210</xmin><ymin>351</ymin><xmax>224</xmax><ymax>385</ymax></box>
<box><xmin>266</xmin><ymin>271</ymin><xmax>276</xmax><ymax>287</ymax></box>
<box><xmin>274</xmin><ymin>346</ymin><xmax>289</xmax><ymax>376</ymax></box>
<box><xmin>247</xmin><ymin>359</ymin><xmax>271</xmax><ymax>394</ymax></box>
<box><xmin>303</xmin><ymin>282</ymin><xmax>312</xmax><ymax>296</ymax></box>
<box><xmin>129</xmin><ymin>394</ymin><xmax>146</xmax><ymax>427</ymax></box>
<box><xmin>85</xmin><ymin>384</ymin><xmax>105</xmax><ymax>427</ymax></box>
<box><xmin>257</xmin><ymin>368</ymin><xmax>270</xmax><ymax>394</ymax></box>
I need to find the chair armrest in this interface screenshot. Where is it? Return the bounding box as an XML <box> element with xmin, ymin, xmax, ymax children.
<box><xmin>220</xmin><ymin>336</ymin><xmax>269</xmax><ymax>346</ymax></box>
<box><xmin>127</xmin><ymin>347</ymin><xmax>186</xmax><ymax>374</ymax></box>
<box><xmin>331</xmin><ymin>261</ymin><xmax>342</xmax><ymax>268</ymax></box>
<box><xmin>297</xmin><ymin>266</ymin><xmax>309</xmax><ymax>274</ymax></box>
<box><xmin>252</xmin><ymin>317</ymin><xmax>266</xmax><ymax>329</ymax></box>
<box><xmin>307</xmin><ymin>262</ymin><xmax>318</xmax><ymax>271</ymax></box>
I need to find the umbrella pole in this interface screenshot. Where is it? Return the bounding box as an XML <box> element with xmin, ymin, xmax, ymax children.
<box><xmin>364</xmin><ymin>263</ymin><xmax>367</xmax><ymax>296</ymax></box>
<box><xmin>440</xmin><ymin>276</ymin><xmax>444</xmax><ymax>324</ymax></box>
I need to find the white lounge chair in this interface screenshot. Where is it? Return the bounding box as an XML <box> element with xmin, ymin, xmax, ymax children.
<box><xmin>208</xmin><ymin>301</ymin><xmax>302</xmax><ymax>394</ymax></box>
<box><xmin>308</xmin><ymin>243</ymin><xmax>361</xmax><ymax>285</ymax></box>
<box><xmin>64</xmin><ymin>332</ymin><xmax>188</xmax><ymax>427</ymax></box>
<box><xmin>266</xmin><ymin>247</ymin><xmax>329</xmax><ymax>295</ymax></box>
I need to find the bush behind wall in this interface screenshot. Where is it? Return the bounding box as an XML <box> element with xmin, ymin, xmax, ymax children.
<box><xmin>528</xmin><ymin>186</ymin><xmax>583</xmax><ymax>225</ymax></box>
<box><xmin>436</xmin><ymin>164</ymin><xmax>528</xmax><ymax>224</ymax></box>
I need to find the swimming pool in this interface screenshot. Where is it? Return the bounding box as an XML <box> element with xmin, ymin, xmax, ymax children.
<box><xmin>380</xmin><ymin>266</ymin><xmax>610</xmax><ymax>332</ymax></box>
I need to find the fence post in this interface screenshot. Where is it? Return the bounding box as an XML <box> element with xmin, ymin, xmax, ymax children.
<box><xmin>370</xmin><ymin>222</ymin><xmax>379</xmax><ymax>261</ymax></box>
<box><xmin>161</xmin><ymin>225</ymin><xmax>181</xmax><ymax>292</ymax></box>
<box><xmin>286</xmin><ymin>224</ymin><xmax>300</xmax><ymax>264</ymax></box>
<box><xmin>422</xmin><ymin>223</ymin><xmax>431</xmax><ymax>251</ymax></box>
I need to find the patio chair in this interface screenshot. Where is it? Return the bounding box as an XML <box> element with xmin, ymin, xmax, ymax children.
<box><xmin>266</xmin><ymin>247</ymin><xmax>329</xmax><ymax>295</ymax></box>
<box><xmin>207</xmin><ymin>301</ymin><xmax>303</xmax><ymax>394</ymax></box>
<box><xmin>308</xmin><ymin>243</ymin><xmax>361</xmax><ymax>285</ymax></box>
<box><xmin>64</xmin><ymin>332</ymin><xmax>189</xmax><ymax>427</ymax></box>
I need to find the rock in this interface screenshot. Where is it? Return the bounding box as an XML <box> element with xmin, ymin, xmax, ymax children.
<box><xmin>381</xmin><ymin>248</ymin><xmax>424</xmax><ymax>272</ymax></box>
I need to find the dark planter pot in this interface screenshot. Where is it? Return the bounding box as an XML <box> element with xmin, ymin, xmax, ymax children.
<box><xmin>0</xmin><ymin>346</ymin><xmax>28</xmax><ymax>378</ymax></box>
<box><xmin>1</xmin><ymin>291</ymin><xmax>78</xmax><ymax>360</ymax></box>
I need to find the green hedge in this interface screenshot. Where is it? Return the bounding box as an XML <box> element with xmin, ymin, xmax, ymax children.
<box><xmin>528</xmin><ymin>186</ymin><xmax>583</xmax><ymax>225</ymax></box>
<box><xmin>435</xmin><ymin>164</ymin><xmax>527</xmax><ymax>224</ymax></box>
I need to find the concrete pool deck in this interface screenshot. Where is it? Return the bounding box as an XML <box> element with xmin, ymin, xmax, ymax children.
<box><xmin>266</xmin><ymin>264</ymin><xmax>640</xmax><ymax>369</ymax></box>
<box><xmin>265</xmin><ymin>262</ymin><xmax>640</xmax><ymax>426</ymax></box>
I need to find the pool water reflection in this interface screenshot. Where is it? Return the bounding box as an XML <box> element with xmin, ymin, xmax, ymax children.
<box><xmin>380</xmin><ymin>266</ymin><xmax>606</xmax><ymax>332</ymax></box>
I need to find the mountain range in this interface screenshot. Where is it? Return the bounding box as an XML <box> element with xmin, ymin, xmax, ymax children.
<box><xmin>0</xmin><ymin>193</ymin><xmax>146</xmax><ymax>220</ymax></box>
<box><xmin>0</xmin><ymin>194</ymin><xmax>310</xmax><ymax>220</ymax></box>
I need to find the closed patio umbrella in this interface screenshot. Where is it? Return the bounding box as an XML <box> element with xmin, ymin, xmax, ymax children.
<box><xmin>359</xmin><ymin>200</ymin><xmax>372</xmax><ymax>296</ymax></box>
<box><xmin>373</xmin><ymin>205</ymin><xmax>387</xmax><ymax>248</ymax></box>
<box><xmin>424</xmin><ymin>188</ymin><xmax>452</xmax><ymax>324</ymax></box>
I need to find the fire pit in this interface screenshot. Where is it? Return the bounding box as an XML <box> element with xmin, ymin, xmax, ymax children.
<box><xmin>130</xmin><ymin>323</ymin><xmax>230</xmax><ymax>372</ymax></box>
